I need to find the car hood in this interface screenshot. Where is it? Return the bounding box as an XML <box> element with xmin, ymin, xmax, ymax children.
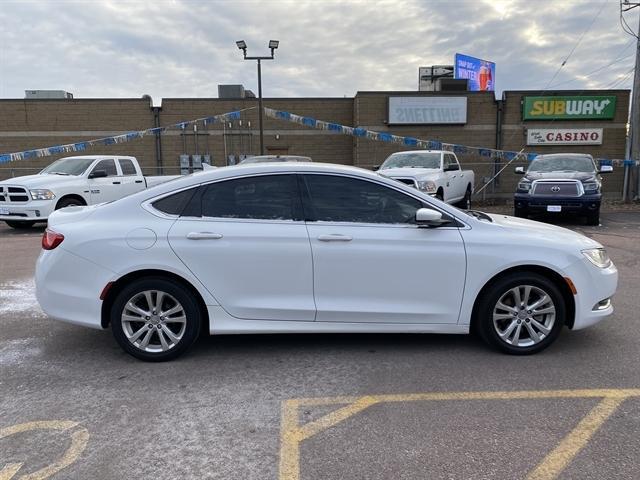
<box><xmin>0</xmin><ymin>174</ymin><xmax>81</xmax><ymax>189</ymax></box>
<box><xmin>379</xmin><ymin>167</ymin><xmax>440</xmax><ymax>179</ymax></box>
<box><xmin>485</xmin><ymin>213</ymin><xmax>602</xmax><ymax>249</ymax></box>
<box><xmin>524</xmin><ymin>171</ymin><xmax>596</xmax><ymax>182</ymax></box>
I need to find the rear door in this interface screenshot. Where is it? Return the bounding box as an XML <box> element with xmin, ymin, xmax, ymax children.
<box><xmin>117</xmin><ymin>158</ymin><xmax>145</xmax><ymax>197</ymax></box>
<box><xmin>443</xmin><ymin>154</ymin><xmax>463</xmax><ymax>202</ymax></box>
<box><xmin>167</xmin><ymin>173</ymin><xmax>315</xmax><ymax>321</ymax></box>
<box><xmin>302</xmin><ymin>173</ymin><xmax>467</xmax><ymax>324</ymax></box>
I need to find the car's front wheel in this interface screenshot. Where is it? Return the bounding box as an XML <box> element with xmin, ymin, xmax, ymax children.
<box><xmin>476</xmin><ymin>272</ymin><xmax>565</xmax><ymax>355</ymax></box>
<box><xmin>5</xmin><ymin>220</ymin><xmax>36</xmax><ymax>229</ymax></box>
<box><xmin>110</xmin><ymin>277</ymin><xmax>201</xmax><ymax>361</ymax></box>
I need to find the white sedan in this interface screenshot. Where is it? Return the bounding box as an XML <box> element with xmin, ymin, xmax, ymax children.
<box><xmin>35</xmin><ymin>163</ymin><xmax>618</xmax><ymax>361</ymax></box>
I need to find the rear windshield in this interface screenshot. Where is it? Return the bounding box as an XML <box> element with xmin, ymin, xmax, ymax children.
<box><xmin>380</xmin><ymin>153</ymin><xmax>441</xmax><ymax>170</ymax></box>
<box><xmin>41</xmin><ymin>157</ymin><xmax>95</xmax><ymax>176</ymax></box>
<box><xmin>528</xmin><ymin>156</ymin><xmax>595</xmax><ymax>173</ymax></box>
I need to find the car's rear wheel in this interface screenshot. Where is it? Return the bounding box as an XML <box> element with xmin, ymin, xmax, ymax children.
<box><xmin>476</xmin><ymin>272</ymin><xmax>565</xmax><ymax>355</ymax></box>
<box><xmin>5</xmin><ymin>220</ymin><xmax>36</xmax><ymax>229</ymax></box>
<box><xmin>586</xmin><ymin>210</ymin><xmax>600</xmax><ymax>226</ymax></box>
<box><xmin>110</xmin><ymin>277</ymin><xmax>201</xmax><ymax>361</ymax></box>
<box><xmin>514</xmin><ymin>207</ymin><xmax>527</xmax><ymax>218</ymax></box>
<box><xmin>456</xmin><ymin>186</ymin><xmax>472</xmax><ymax>210</ymax></box>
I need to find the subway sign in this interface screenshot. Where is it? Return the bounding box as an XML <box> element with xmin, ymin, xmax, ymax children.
<box><xmin>523</xmin><ymin>95</ymin><xmax>616</xmax><ymax>120</ymax></box>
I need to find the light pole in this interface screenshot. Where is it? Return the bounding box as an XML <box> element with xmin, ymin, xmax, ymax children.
<box><xmin>236</xmin><ymin>40</ymin><xmax>279</xmax><ymax>155</ymax></box>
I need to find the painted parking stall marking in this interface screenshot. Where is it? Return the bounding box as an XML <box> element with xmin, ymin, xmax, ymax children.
<box><xmin>0</xmin><ymin>420</ymin><xmax>89</xmax><ymax>480</ymax></box>
<box><xmin>279</xmin><ymin>388</ymin><xmax>640</xmax><ymax>480</ymax></box>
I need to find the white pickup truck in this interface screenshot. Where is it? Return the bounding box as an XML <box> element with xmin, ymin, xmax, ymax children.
<box><xmin>0</xmin><ymin>155</ymin><xmax>180</xmax><ymax>229</ymax></box>
<box><xmin>377</xmin><ymin>150</ymin><xmax>475</xmax><ymax>208</ymax></box>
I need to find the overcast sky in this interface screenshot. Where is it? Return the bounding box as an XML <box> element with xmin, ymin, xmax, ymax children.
<box><xmin>0</xmin><ymin>0</ymin><xmax>638</xmax><ymax>103</ymax></box>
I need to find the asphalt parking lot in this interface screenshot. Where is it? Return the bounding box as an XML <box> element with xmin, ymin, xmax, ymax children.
<box><xmin>1</xmin><ymin>210</ymin><xmax>640</xmax><ymax>480</ymax></box>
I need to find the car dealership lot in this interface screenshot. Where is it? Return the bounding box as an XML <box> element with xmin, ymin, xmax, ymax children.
<box><xmin>1</xmin><ymin>210</ymin><xmax>639</xmax><ymax>479</ymax></box>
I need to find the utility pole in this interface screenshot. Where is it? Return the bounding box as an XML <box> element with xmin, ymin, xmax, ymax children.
<box><xmin>621</xmin><ymin>1</ymin><xmax>640</xmax><ymax>200</ymax></box>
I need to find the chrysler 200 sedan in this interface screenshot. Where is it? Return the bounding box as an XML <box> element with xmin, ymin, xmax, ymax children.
<box><xmin>35</xmin><ymin>163</ymin><xmax>617</xmax><ymax>361</ymax></box>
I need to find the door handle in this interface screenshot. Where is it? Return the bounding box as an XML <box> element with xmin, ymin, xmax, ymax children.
<box><xmin>186</xmin><ymin>232</ymin><xmax>223</xmax><ymax>240</ymax></box>
<box><xmin>317</xmin><ymin>234</ymin><xmax>353</xmax><ymax>242</ymax></box>
<box><xmin>135</xmin><ymin>180</ymin><xmax>143</xmax><ymax>184</ymax></box>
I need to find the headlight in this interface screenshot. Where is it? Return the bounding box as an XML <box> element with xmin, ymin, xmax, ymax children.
<box><xmin>582</xmin><ymin>248</ymin><xmax>611</xmax><ymax>268</ymax></box>
<box><xmin>517</xmin><ymin>180</ymin><xmax>531</xmax><ymax>192</ymax></box>
<box><xmin>30</xmin><ymin>189</ymin><xmax>56</xmax><ymax>200</ymax></box>
<box><xmin>417</xmin><ymin>180</ymin><xmax>437</xmax><ymax>193</ymax></box>
<box><xmin>583</xmin><ymin>181</ymin><xmax>600</xmax><ymax>193</ymax></box>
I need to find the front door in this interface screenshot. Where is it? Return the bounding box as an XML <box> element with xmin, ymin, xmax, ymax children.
<box><xmin>302</xmin><ymin>173</ymin><xmax>466</xmax><ymax>324</ymax></box>
<box><xmin>88</xmin><ymin>159</ymin><xmax>121</xmax><ymax>204</ymax></box>
<box><xmin>167</xmin><ymin>174</ymin><xmax>315</xmax><ymax>321</ymax></box>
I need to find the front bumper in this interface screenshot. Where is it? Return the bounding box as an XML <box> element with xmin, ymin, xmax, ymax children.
<box><xmin>514</xmin><ymin>193</ymin><xmax>601</xmax><ymax>215</ymax></box>
<box><xmin>0</xmin><ymin>200</ymin><xmax>56</xmax><ymax>222</ymax></box>
<box><xmin>563</xmin><ymin>256</ymin><xmax>618</xmax><ymax>330</ymax></box>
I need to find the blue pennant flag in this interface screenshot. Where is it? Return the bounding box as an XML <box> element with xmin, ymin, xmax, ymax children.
<box><xmin>328</xmin><ymin>123</ymin><xmax>342</xmax><ymax>132</ymax></box>
<box><xmin>302</xmin><ymin>117</ymin><xmax>317</xmax><ymax>128</ymax></box>
<box><xmin>353</xmin><ymin>128</ymin><xmax>367</xmax><ymax>137</ymax></box>
<box><xmin>378</xmin><ymin>132</ymin><xmax>393</xmax><ymax>142</ymax></box>
<box><xmin>527</xmin><ymin>153</ymin><xmax>538</xmax><ymax>162</ymax></box>
<box><xmin>0</xmin><ymin>154</ymin><xmax>10</xmax><ymax>164</ymax></box>
<box><xmin>403</xmin><ymin>137</ymin><xmax>418</xmax><ymax>146</ymax></box>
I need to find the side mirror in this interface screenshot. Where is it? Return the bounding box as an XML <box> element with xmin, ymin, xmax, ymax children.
<box><xmin>372</xmin><ymin>165</ymin><xmax>380</xmax><ymax>171</ymax></box>
<box><xmin>88</xmin><ymin>169</ymin><xmax>108</xmax><ymax>179</ymax></box>
<box><xmin>599</xmin><ymin>165</ymin><xmax>613</xmax><ymax>174</ymax></box>
<box><xmin>514</xmin><ymin>166</ymin><xmax>525</xmax><ymax>174</ymax></box>
<box><xmin>416</xmin><ymin>208</ymin><xmax>447</xmax><ymax>227</ymax></box>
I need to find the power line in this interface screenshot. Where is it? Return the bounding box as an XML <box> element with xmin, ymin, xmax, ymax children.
<box><xmin>548</xmin><ymin>51</ymin><xmax>634</xmax><ymax>88</ymax></box>
<box><xmin>543</xmin><ymin>0</ymin><xmax>609</xmax><ymax>89</ymax></box>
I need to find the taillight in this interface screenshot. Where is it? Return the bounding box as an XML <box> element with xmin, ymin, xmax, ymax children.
<box><xmin>42</xmin><ymin>228</ymin><xmax>64</xmax><ymax>250</ymax></box>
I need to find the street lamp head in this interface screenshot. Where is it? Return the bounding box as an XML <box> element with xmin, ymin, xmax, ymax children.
<box><xmin>236</xmin><ymin>40</ymin><xmax>247</xmax><ymax>50</ymax></box>
<box><xmin>268</xmin><ymin>40</ymin><xmax>279</xmax><ymax>50</ymax></box>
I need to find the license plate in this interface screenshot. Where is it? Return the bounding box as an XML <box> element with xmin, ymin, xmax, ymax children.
<box><xmin>547</xmin><ymin>205</ymin><xmax>562</xmax><ymax>212</ymax></box>
<box><xmin>0</xmin><ymin>208</ymin><xmax>9</xmax><ymax>215</ymax></box>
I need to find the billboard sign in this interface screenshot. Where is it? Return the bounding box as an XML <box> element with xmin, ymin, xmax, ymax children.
<box><xmin>454</xmin><ymin>53</ymin><xmax>495</xmax><ymax>91</ymax></box>
<box><xmin>388</xmin><ymin>96</ymin><xmax>467</xmax><ymax>124</ymax></box>
<box><xmin>523</xmin><ymin>96</ymin><xmax>617</xmax><ymax>120</ymax></box>
<box><xmin>527</xmin><ymin>128</ymin><xmax>603</xmax><ymax>146</ymax></box>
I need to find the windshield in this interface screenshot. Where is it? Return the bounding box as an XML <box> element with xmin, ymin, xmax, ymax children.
<box><xmin>380</xmin><ymin>152</ymin><xmax>441</xmax><ymax>170</ymax></box>
<box><xmin>528</xmin><ymin>156</ymin><xmax>595</xmax><ymax>173</ymax></box>
<box><xmin>41</xmin><ymin>157</ymin><xmax>95</xmax><ymax>176</ymax></box>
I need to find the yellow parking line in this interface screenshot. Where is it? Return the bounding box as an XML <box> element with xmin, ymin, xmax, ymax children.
<box><xmin>279</xmin><ymin>388</ymin><xmax>640</xmax><ymax>480</ymax></box>
<box><xmin>526</xmin><ymin>396</ymin><xmax>626</xmax><ymax>480</ymax></box>
<box><xmin>0</xmin><ymin>420</ymin><xmax>89</xmax><ymax>480</ymax></box>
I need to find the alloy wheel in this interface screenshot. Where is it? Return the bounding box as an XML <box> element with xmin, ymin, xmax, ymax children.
<box><xmin>120</xmin><ymin>290</ymin><xmax>187</xmax><ymax>353</ymax></box>
<box><xmin>492</xmin><ymin>285</ymin><xmax>556</xmax><ymax>348</ymax></box>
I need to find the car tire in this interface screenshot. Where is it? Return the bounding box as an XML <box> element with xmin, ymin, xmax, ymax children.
<box><xmin>456</xmin><ymin>187</ymin><xmax>472</xmax><ymax>210</ymax></box>
<box><xmin>586</xmin><ymin>211</ymin><xmax>600</xmax><ymax>226</ymax></box>
<box><xmin>56</xmin><ymin>197</ymin><xmax>85</xmax><ymax>210</ymax></box>
<box><xmin>110</xmin><ymin>277</ymin><xmax>202</xmax><ymax>361</ymax></box>
<box><xmin>476</xmin><ymin>272</ymin><xmax>565</xmax><ymax>355</ymax></box>
<box><xmin>435</xmin><ymin>190</ymin><xmax>444</xmax><ymax>202</ymax></box>
<box><xmin>5</xmin><ymin>220</ymin><xmax>36</xmax><ymax>229</ymax></box>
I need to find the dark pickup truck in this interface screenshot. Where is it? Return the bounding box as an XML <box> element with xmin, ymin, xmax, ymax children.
<box><xmin>513</xmin><ymin>153</ymin><xmax>613</xmax><ymax>225</ymax></box>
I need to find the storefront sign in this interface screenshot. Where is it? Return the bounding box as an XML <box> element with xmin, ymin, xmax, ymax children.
<box><xmin>527</xmin><ymin>128</ymin><xmax>603</xmax><ymax>145</ymax></box>
<box><xmin>523</xmin><ymin>95</ymin><xmax>616</xmax><ymax>120</ymax></box>
<box><xmin>388</xmin><ymin>96</ymin><xmax>467</xmax><ymax>124</ymax></box>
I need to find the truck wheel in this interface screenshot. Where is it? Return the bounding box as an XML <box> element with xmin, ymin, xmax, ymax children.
<box><xmin>456</xmin><ymin>187</ymin><xmax>471</xmax><ymax>210</ymax></box>
<box><xmin>5</xmin><ymin>220</ymin><xmax>36</xmax><ymax>229</ymax></box>
<box><xmin>56</xmin><ymin>197</ymin><xmax>85</xmax><ymax>210</ymax></box>
<box><xmin>435</xmin><ymin>189</ymin><xmax>444</xmax><ymax>202</ymax></box>
<box><xmin>110</xmin><ymin>277</ymin><xmax>202</xmax><ymax>362</ymax></box>
<box><xmin>476</xmin><ymin>272</ymin><xmax>565</xmax><ymax>355</ymax></box>
<box><xmin>586</xmin><ymin>211</ymin><xmax>600</xmax><ymax>226</ymax></box>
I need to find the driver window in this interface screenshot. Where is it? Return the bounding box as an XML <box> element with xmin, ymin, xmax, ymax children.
<box><xmin>91</xmin><ymin>159</ymin><xmax>117</xmax><ymax>177</ymax></box>
<box><xmin>304</xmin><ymin>174</ymin><xmax>423</xmax><ymax>224</ymax></box>
<box><xmin>446</xmin><ymin>154</ymin><xmax>460</xmax><ymax>171</ymax></box>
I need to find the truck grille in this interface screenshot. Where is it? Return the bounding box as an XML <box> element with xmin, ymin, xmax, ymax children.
<box><xmin>531</xmin><ymin>181</ymin><xmax>582</xmax><ymax>197</ymax></box>
<box><xmin>0</xmin><ymin>186</ymin><xmax>30</xmax><ymax>203</ymax></box>
<box><xmin>391</xmin><ymin>178</ymin><xmax>417</xmax><ymax>188</ymax></box>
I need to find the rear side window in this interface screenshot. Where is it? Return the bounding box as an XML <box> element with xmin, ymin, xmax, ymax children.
<box><xmin>119</xmin><ymin>159</ymin><xmax>137</xmax><ymax>175</ymax></box>
<box><xmin>199</xmin><ymin>175</ymin><xmax>302</xmax><ymax>220</ymax></box>
<box><xmin>152</xmin><ymin>188</ymin><xmax>197</xmax><ymax>216</ymax></box>
<box><xmin>92</xmin><ymin>159</ymin><xmax>117</xmax><ymax>176</ymax></box>
<box><xmin>303</xmin><ymin>174</ymin><xmax>423</xmax><ymax>224</ymax></box>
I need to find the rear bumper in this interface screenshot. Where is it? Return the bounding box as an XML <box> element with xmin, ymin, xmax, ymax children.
<box><xmin>514</xmin><ymin>193</ymin><xmax>601</xmax><ymax>215</ymax></box>
<box><xmin>0</xmin><ymin>200</ymin><xmax>55</xmax><ymax>222</ymax></box>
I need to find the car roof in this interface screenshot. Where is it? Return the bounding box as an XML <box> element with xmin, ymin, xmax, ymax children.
<box><xmin>389</xmin><ymin>150</ymin><xmax>445</xmax><ymax>155</ymax></box>
<box><xmin>56</xmin><ymin>155</ymin><xmax>136</xmax><ymax>160</ymax></box>
<box><xmin>533</xmin><ymin>153</ymin><xmax>594</xmax><ymax>160</ymax></box>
